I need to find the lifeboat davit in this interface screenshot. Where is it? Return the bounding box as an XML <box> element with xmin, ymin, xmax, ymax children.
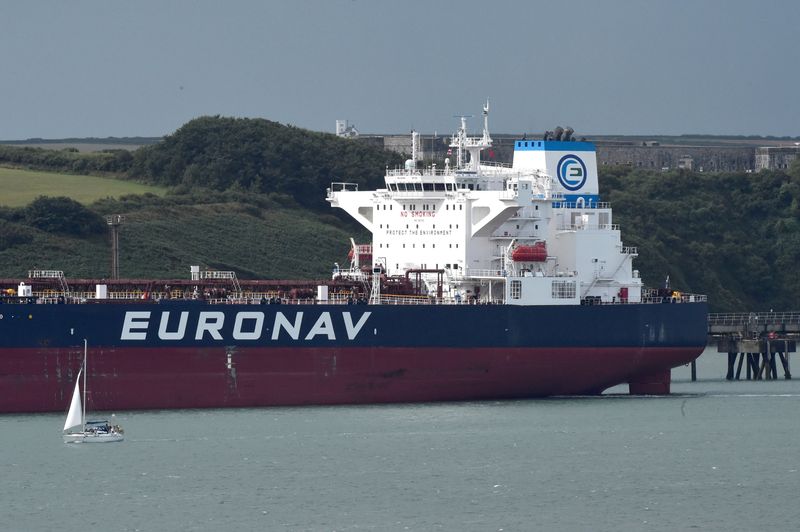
<box><xmin>511</xmin><ymin>242</ymin><xmax>547</xmax><ymax>262</ymax></box>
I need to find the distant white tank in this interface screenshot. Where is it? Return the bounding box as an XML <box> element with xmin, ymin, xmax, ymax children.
<box><xmin>95</xmin><ymin>284</ymin><xmax>108</xmax><ymax>299</ymax></box>
<box><xmin>317</xmin><ymin>285</ymin><xmax>329</xmax><ymax>302</ymax></box>
<box><xmin>18</xmin><ymin>282</ymin><xmax>32</xmax><ymax>297</ymax></box>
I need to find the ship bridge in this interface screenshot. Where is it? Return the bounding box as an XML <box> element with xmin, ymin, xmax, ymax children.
<box><xmin>329</xmin><ymin>104</ymin><xmax>648</xmax><ymax>308</ymax></box>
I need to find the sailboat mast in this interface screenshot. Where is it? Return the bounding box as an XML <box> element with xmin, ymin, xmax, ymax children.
<box><xmin>82</xmin><ymin>339</ymin><xmax>87</xmax><ymax>430</ymax></box>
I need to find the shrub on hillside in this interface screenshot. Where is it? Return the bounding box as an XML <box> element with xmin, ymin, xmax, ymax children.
<box><xmin>24</xmin><ymin>196</ymin><xmax>105</xmax><ymax>236</ymax></box>
<box><xmin>0</xmin><ymin>221</ymin><xmax>36</xmax><ymax>250</ymax></box>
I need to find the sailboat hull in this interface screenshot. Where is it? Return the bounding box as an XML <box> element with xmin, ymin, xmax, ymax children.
<box><xmin>63</xmin><ymin>432</ymin><xmax>124</xmax><ymax>444</ymax></box>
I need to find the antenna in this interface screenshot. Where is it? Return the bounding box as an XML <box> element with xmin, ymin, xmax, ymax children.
<box><xmin>453</xmin><ymin>113</ymin><xmax>475</xmax><ymax>125</ymax></box>
<box><xmin>482</xmin><ymin>99</ymin><xmax>492</xmax><ymax>144</ymax></box>
<box><xmin>450</xmin><ymin>114</ymin><xmax>474</xmax><ymax>168</ymax></box>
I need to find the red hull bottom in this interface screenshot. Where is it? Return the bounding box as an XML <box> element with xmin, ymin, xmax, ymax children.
<box><xmin>0</xmin><ymin>346</ymin><xmax>702</xmax><ymax>413</ymax></box>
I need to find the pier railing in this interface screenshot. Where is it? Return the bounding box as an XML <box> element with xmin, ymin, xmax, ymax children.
<box><xmin>708</xmin><ymin>312</ymin><xmax>800</xmax><ymax>327</ymax></box>
<box><xmin>708</xmin><ymin>313</ymin><xmax>800</xmax><ymax>335</ymax></box>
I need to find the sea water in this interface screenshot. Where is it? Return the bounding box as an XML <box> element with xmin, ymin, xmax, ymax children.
<box><xmin>2</xmin><ymin>349</ymin><xmax>799</xmax><ymax>532</ymax></box>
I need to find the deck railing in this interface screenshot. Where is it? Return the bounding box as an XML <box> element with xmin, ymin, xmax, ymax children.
<box><xmin>14</xmin><ymin>291</ymin><xmax>708</xmax><ymax>307</ymax></box>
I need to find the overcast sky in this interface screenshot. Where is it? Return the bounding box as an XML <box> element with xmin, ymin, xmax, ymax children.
<box><xmin>2</xmin><ymin>0</ymin><xmax>798</xmax><ymax>139</ymax></box>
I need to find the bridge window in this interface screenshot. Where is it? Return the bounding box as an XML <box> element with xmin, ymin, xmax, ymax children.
<box><xmin>510</xmin><ymin>280</ymin><xmax>522</xmax><ymax>299</ymax></box>
<box><xmin>552</xmin><ymin>280</ymin><xmax>576</xmax><ymax>299</ymax></box>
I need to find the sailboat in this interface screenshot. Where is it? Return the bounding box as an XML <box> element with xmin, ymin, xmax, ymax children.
<box><xmin>63</xmin><ymin>339</ymin><xmax>124</xmax><ymax>443</ymax></box>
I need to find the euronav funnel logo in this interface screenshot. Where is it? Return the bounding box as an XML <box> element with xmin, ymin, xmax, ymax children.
<box><xmin>556</xmin><ymin>154</ymin><xmax>587</xmax><ymax>191</ymax></box>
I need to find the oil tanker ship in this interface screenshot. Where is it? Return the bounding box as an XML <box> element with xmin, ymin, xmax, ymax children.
<box><xmin>0</xmin><ymin>104</ymin><xmax>708</xmax><ymax>413</ymax></box>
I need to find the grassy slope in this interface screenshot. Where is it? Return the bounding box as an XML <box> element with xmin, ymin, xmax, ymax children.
<box><xmin>0</xmin><ymin>203</ymin><xmax>357</xmax><ymax>280</ymax></box>
<box><xmin>117</xmin><ymin>204</ymin><xmax>355</xmax><ymax>279</ymax></box>
<box><xmin>0</xmin><ymin>166</ymin><xmax>166</xmax><ymax>207</ymax></box>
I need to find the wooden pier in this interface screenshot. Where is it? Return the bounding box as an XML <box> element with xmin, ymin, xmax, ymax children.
<box><xmin>707</xmin><ymin>312</ymin><xmax>797</xmax><ymax>381</ymax></box>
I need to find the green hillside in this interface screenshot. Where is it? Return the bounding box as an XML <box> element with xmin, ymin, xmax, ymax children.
<box><xmin>601</xmin><ymin>164</ymin><xmax>800</xmax><ymax>312</ymax></box>
<box><xmin>126</xmin><ymin>116</ymin><xmax>404</xmax><ymax>210</ymax></box>
<box><xmin>0</xmin><ymin>116</ymin><xmax>396</xmax><ymax>280</ymax></box>
<box><xmin>0</xmin><ymin>166</ymin><xmax>166</xmax><ymax>207</ymax></box>
<box><xmin>0</xmin><ymin>202</ymin><xmax>357</xmax><ymax>280</ymax></box>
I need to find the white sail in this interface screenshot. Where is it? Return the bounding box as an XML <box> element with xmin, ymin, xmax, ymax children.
<box><xmin>63</xmin><ymin>369</ymin><xmax>83</xmax><ymax>431</ymax></box>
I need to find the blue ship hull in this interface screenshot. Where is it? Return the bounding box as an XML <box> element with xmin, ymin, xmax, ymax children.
<box><xmin>0</xmin><ymin>300</ymin><xmax>708</xmax><ymax>412</ymax></box>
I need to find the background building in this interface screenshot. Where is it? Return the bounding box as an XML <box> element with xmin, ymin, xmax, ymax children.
<box><xmin>755</xmin><ymin>145</ymin><xmax>800</xmax><ymax>171</ymax></box>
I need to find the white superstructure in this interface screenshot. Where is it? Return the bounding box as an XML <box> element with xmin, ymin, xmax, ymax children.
<box><xmin>327</xmin><ymin>103</ymin><xmax>642</xmax><ymax>306</ymax></box>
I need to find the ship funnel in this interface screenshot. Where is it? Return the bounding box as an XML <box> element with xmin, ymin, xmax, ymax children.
<box><xmin>563</xmin><ymin>127</ymin><xmax>574</xmax><ymax>141</ymax></box>
<box><xmin>553</xmin><ymin>126</ymin><xmax>564</xmax><ymax>141</ymax></box>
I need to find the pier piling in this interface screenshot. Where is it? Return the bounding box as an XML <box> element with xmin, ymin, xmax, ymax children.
<box><xmin>709</xmin><ymin>312</ymin><xmax>796</xmax><ymax>382</ymax></box>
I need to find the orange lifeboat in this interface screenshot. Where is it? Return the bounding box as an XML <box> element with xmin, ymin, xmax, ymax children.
<box><xmin>511</xmin><ymin>242</ymin><xmax>547</xmax><ymax>262</ymax></box>
<box><xmin>348</xmin><ymin>244</ymin><xmax>372</xmax><ymax>265</ymax></box>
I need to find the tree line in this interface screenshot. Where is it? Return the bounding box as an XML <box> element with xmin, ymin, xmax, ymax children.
<box><xmin>601</xmin><ymin>160</ymin><xmax>800</xmax><ymax>311</ymax></box>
